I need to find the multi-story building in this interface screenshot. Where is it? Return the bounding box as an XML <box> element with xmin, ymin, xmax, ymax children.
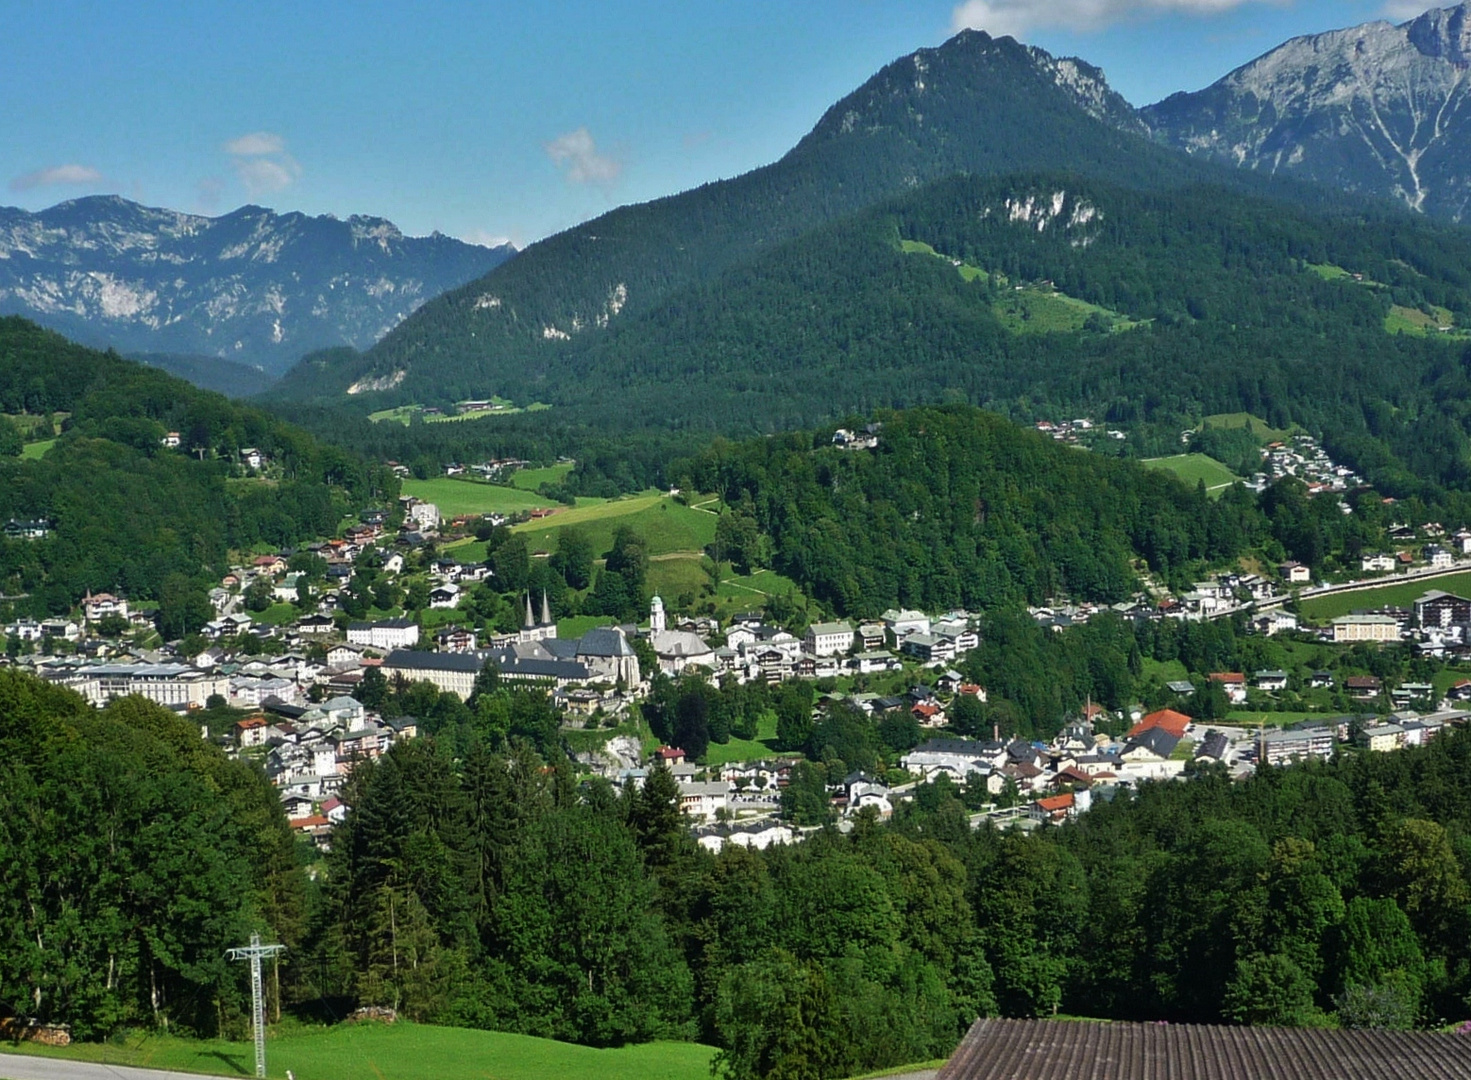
<box><xmin>1332</xmin><ymin>614</ymin><xmax>1400</xmax><ymax>643</ymax></box>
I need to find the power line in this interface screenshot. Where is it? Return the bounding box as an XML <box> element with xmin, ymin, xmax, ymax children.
<box><xmin>227</xmin><ymin>933</ymin><xmax>286</xmax><ymax>1079</ymax></box>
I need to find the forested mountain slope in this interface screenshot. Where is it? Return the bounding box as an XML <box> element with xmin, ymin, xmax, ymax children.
<box><xmin>1145</xmin><ymin>2</ymin><xmax>1471</xmax><ymax>222</ymax></box>
<box><xmin>0</xmin><ymin>317</ymin><xmax>393</xmax><ymax>624</ymax></box>
<box><xmin>308</xmin><ymin>171</ymin><xmax>1471</xmax><ymax>500</ymax></box>
<box><xmin>270</xmin><ymin>30</ymin><xmax>1340</xmax><ymax>407</ymax></box>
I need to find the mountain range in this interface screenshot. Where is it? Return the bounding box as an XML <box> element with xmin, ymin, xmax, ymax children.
<box><xmin>0</xmin><ymin>196</ymin><xmax>514</xmax><ymax>382</ymax></box>
<box><xmin>1145</xmin><ymin>2</ymin><xmax>1471</xmax><ymax>221</ymax></box>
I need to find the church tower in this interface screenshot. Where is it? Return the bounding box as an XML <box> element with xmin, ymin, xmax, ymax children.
<box><xmin>650</xmin><ymin>594</ymin><xmax>666</xmax><ymax>635</ymax></box>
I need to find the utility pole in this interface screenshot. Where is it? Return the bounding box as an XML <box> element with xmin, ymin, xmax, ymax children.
<box><xmin>228</xmin><ymin>933</ymin><xmax>286</xmax><ymax>1079</ymax></box>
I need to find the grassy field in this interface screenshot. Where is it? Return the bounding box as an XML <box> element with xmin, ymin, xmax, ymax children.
<box><xmin>402</xmin><ymin>477</ymin><xmax>559</xmax><ymax>518</ymax></box>
<box><xmin>1141</xmin><ymin>453</ymin><xmax>1241</xmax><ymax>495</ymax></box>
<box><xmin>1199</xmin><ymin>412</ymin><xmax>1292</xmax><ymax>442</ymax></box>
<box><xmin>1386</xmin><ymin>304</ymin><xmax>1469</xmax><ymax>339</ymax></box>
<box><xmin>1225</xmin><ymin>711</ymin><xmax>1324</xmax><ymax>728</ymax></box>
<box><xmin>515</xmin><ymin>494</ymin><xmax>718</xmax><ymax>557</ymax></box>
<box><xmin>252</xmin><ymin>603</ymin><xmax>302</xmax><ymax>627</ymax></box>
<box><xmin>706</xmin><ymin>710</ymin><xmax>786</xmax><ymax>766</ymax></box>
<box><xmin>0</xmin><ymin>1022</ymin><xmax>718</xmax><ymax>1080</ymax></box>
<box><xmin>1298</xmin><ymin>571</ymin><xmax>1471</xmax><ymax>621</ymax></box>
<box><xmin>647</xmin><ymin>555</ymin><xmax>714</xmax><ymax>603</ymax></box>
<box><xmin>558</xmin><ymin>614</ymin><xmax>618</xmax><ymax>638</ymax></box>
<box><xmin>511</xmin><ymin>463</ymin><xmax>575</xmax><ymax>490</ymax></box>
<box><xmin>20</xmin><ymin>438</ymin><xmax>55</xmax><ymax>460</ymax></box>
<box><xmin>370</xmin><ymin>400</ymin><xmax>551</xmax><ymax>425</ymax></box>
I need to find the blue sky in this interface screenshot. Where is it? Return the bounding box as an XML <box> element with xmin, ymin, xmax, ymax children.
<box><xmin>0</xmin><ymin>0</ymin><xmax>1446</xmax><ymax>246</ymax></box>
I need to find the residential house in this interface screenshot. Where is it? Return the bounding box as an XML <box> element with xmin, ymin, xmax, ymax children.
<box><xmin>1278</xmin><ymin>561</ymin><xmax>1311</xmax><ymax>585</ymax></box>
<box><xmin>1345</xmin><ymin>675</ymin><xmax>1383</xmax><ymax>700</ymax></box>
<box><xmin>428</xmin><ymin>583</ymin><xmax>461</xmax><ymax>609</ymax></box>
<box><xmin>1424</xmin><ymin>544</ymin><xmax>1455</xmax><ymax>570</ymax></box>
<box><xmin>4</xmin><ymin>518</ymin><xmax>50</xmax><ymax>540</ymax></box>
<box><xmin>1254</xmin><ymin>670</ymin><xmax>1289</xmax><ymax>692</ymax></box>
<box><xmin>1361</xmin><ymin>553</ymin><xmax>1397</xmax><ymax>573</ymax></box>
<box><xmin>881</xmin><ymin>609</ymin><xmax>931</xmax><ymax>645</ymax></box>
<box><xmin>803</xmin><ymin>621</ymin><xmax>855</xmax><ymax>657</ymax></box>
<box><xmin>677</xmin><ymin>781</ymin><xmax>731</xmax><ymax>822</ymax></box>
<box><xmin>1127</xmin><ymin>709</ymin><xmax>1191</xmax><ymax>740</ymax></box>
<box><xmin>1208</xmin><ymin>673</ymin><xmax>1248</xmax><ymax>705</ymax></box>
<box><xmin>82</xmin><ymin>592</ymin><xmax>129</xmax><ymax>622</ymax></box>
<box><xmin>900</xmin><ymin>633</ymin><xmax>956</xmax><ymax>665</ymax></box>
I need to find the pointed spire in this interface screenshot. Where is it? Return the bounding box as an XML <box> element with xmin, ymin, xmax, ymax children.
<box><xmin>541</xmin><ymin>589</ymin><xmax>552</xmax><ymax>627</ymax></box>
<box><xmin>525</xmin><ymin>592</ymin><xmax>535</xmax><ymax>627</ymax></box>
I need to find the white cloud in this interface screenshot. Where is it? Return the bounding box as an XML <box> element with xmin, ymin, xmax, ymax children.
<box><xmin>1381</xmin><ymin>0</ymin><xmax>1436</xmax><ymax>19</ymax></box>
<box><xmin>544</xmin><ymin>127</ymin><xmax>622</xmax><ymax>187</ymax></box>
<box><xmin>9</xmin><ymin>163</ymin><xmax>104</xmax><ymax>192</ymax></box>
<box><xmin>224</xmin><ymin>131</ymin><xmax>300</xmax><ymax>198</ymax></box>
<box><xmin>224</xmin><ymin>131</ymin><xmax>286</xmax><ymax>156</ymax></box>
<box><xmin>951</xmin><ymin>0</ymin><xmax>1287</xmax><ymax>36</ymax></box>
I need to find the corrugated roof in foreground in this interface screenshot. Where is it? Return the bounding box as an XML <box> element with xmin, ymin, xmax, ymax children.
<box><xmin>938</xmin><ymin>1018</ymin><xmax>1471</xmax><ymax>1080</ymax></box>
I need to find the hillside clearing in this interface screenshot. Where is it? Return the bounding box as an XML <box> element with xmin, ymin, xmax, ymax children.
<box><xmin>1140</xmin><ymin>453</ymin><xmax>1240</xmax><ymax>496</ymax></box>
<box><xmin>514</xmin><ymin>494</ymin><xmax>719</xmax><ymax>557</ymax></box>
<box><xmin>900</xmin><ymin>239</ymin><xmax>1143</xmax><ymax>333</ymax></box>
<box><xmin>401</xmin><ymin>477</ymin><xmax>559</xmax><ymax>517</ymax></box>
<box><xmin>0</xmin><ymin>1022</ymin><xmax>717</xmax><ymax>1080</ymax></box>
<box><xmin>1199</xmin><ymin>412</ymin><xmax>1293</xmax><ymax>443</ymax></box>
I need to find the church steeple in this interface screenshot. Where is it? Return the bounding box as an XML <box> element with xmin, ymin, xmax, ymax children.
<box><xmin>541</xmin><ymin>590</ymin><xmax>552</xmax><ymax>627</ymax></box>
<box><xmin>525</xmin><ymin>592</ymin><xmax>535</xmax><ymax>627</ymax></box>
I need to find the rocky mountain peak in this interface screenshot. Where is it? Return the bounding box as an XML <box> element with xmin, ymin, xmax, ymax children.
<box><xmin>1143</xmin><ymin>1</ymin><xmax>1471</xmax><ymax>221</ymax></box>
<box><xmin>1406</xmin><ymin>1</ymin><xmax>1471</xmax><ymax>64</ymax></box>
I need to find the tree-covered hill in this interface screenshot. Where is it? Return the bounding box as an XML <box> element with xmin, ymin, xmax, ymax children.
<box><xmin>0</xmin><ymin>317</ymin><xmax>395</xmax><ymax>623</ymax></box>
<box><xmin>673</xmin><ymin>405</ymin><xmax>1266</xmax><ymax>616</ymax></box>
<box><xmin>0</xmin><ymin>668</ymin><xmax>301</xmax><ymax>1037</ymax></box>
<box><xmin>267</xmin><ymin>30</ymin><xmax>1355</xmax><ymax>409</ymax></box>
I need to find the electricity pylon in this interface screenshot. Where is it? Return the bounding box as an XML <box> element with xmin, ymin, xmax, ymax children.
<box><xmin>228</xmin><ymin>932</ymin><xmax>286</xmax><ymax>1078</ymax></box>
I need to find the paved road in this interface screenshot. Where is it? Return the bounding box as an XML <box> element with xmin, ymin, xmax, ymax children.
<box><xmin>0</xmin><ymin>1053</ymin><xmax>240</xmax><ymax>1080</ymax></box>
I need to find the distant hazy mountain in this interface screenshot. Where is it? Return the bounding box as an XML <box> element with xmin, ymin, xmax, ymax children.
<box><xmin>1145</xmin><ymin>2</ymin><xmax>1471</xmax><ymax>221</ymax></box>
<box><xmin>270</xmin><ymin>30</ymin><xmax>1228</xmax><ymax>405</ymax></box>
<box><xmin>0</xmin><ymin>196</ymin><xmax>514</xmax><ymax>376</ymax></box>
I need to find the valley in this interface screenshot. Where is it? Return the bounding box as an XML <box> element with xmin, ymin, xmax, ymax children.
<box><xmin>12</xmin><ymin>6</ymin><xmax>1471</xmax><ymax>1080</ymax></box>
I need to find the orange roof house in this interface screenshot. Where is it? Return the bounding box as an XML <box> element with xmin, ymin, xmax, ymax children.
<box><xmin>1126</xmin><ymin>708</ymin><xmax>1191</xmax><ymax>740</ymax></box>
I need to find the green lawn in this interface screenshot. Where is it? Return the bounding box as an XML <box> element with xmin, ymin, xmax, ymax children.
<box><xmin>705</xmin><ymin>710</ymin><xmax>787</xmax><ymax>766</ymax></box>
<box><xmin>253</xmin><ymin>603</ymin><xmax>302</xmax><ymax>626</ymax></box>
<box><xmin>1298</xmin><ymin>571</ymin><xmax>1471</xmax><ymax>621</ymax></box>
<box><xmin>512</xmin><ymin>463</ymin><xmax>575</xmax><ymax>490</ymax></box>
<box><xmin>647</xmin><ymin>555</ymin><xmax>714</xmax><ymax>603</ymax></box>
<box><xmin>1225</xmin><ymin>711</ymin><xmax>1322</xmax><ymax>729</ymax></box>
<box><xmin>402</xmin><ymin>477</ymin><xmax>559</xmax><ymax>518</ymax></box>
<box><xmin>20</xmin><ymin>438</ymin><xmax>55</xmax><ymax>460</ymax></box>
<box><xmin>369</xmin><ymin>400</ymin><xmax>551</xmax><ymax>425</ymax></box>
<box><xmin>1141</xmin><ymin>453</ymin><xmax>1241</xmax><ymax>496</ymax></box>
<box><xmin>0</xmin><ymin>1021</ymin><xmax>717</xmax><ymax>1080</ymax></box>
<box><xmin>515</xmin><ymin>494</ymin><xmax>718</xmax><ymax>557</ymax></box>
<box><xmin>558</xmin><ymin>614</ymin><xmax>618</xmax><ymax>638</ymax></box>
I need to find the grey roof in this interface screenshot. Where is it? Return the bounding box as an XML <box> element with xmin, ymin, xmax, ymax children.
<box><xmin>577</xmin><ymin>627</ymin><xmax>634</xmax><ymax>658</ymax></box>
<box><xmin>941</xmin><ymin>1017</ymin><xmax>1471</xmax><ymax>1080</ymax></box>
<box><xmin>1127</xmin><ymin>727</ymin><xmax>1182</xmax><ymax>759</ymax></box>
<box><xmin>383</xmin><ymin>650</ymin><xmax>483</xmax><ymax>673</ymax></box>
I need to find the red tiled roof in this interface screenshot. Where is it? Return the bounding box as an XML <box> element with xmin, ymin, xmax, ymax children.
<box><xmin>1209</xmin><ymin>672</ymin><xmax>1245</xmax><ymax>683</ymax></box>
<box><xmin>1127</xmin><ymin>709</ymin><xmax>1190</xmax><ymax>740</ymax></box>
<box><xmin>912</xmin><ymin>703</ymin><xmax>941</xmax><ymax>718</ymax></box>
<box><xmin>1034</xmin><ymin>793</ymin><xmax>1074</xmax><ymax>812</ymax></box>
<box><xmin>289</xmin><ymin>815</ymin><xmax>330</xmax><ymax>830</ymax></box>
